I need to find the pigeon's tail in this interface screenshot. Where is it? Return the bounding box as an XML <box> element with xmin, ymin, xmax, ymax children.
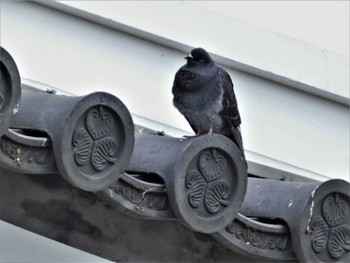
<box><xmin>229</xmin><ymin>126</ymin><xmax>247</xmax><ymax>169</ymax></box>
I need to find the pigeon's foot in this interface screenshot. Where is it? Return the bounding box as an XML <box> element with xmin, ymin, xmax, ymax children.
<box><xmin>183</xmin><ymin>132</ymin><xmax>201</xmax><ymax>139</ymax></box>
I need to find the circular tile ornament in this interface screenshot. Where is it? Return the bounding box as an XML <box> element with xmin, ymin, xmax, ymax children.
<box><xmin>0</xmin><ymin>47</ymin><xmax>21</xmax><ymax>136</ymax></box>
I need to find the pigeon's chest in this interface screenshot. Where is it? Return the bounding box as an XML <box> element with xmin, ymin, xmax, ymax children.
<box><xmin>179</xmin><ymin>87</ymin><xmax>224</xmax><ymax>132</ymax></box>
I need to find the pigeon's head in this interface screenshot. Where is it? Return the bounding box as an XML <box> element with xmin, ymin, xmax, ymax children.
<box><xmin>185</xmin><ymin>48</ymin><xmax>214</xmax><ymax>66</ymax></box>
<box><xmin>173</xmin><ymin>47</ymin><xmax>217</xmax><ymax>92</ymax></box>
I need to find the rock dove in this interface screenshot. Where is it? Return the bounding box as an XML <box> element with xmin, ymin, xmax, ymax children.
<box><xmin>172</xmin><ymin>47</ymin><xmax>246</xmax><ymax>160</ymax></box>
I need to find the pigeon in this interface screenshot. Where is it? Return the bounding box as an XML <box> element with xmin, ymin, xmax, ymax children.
<box><xmin>172</xmin><ymin>47</ymin><xmax>246</xmax><ymax>160</ymax></box>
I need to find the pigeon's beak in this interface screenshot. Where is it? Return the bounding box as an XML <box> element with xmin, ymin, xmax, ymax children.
<box><xmin>185</xmin><ymin>54</ymin><xmax>193</xmax><ymax>60</ymax></box>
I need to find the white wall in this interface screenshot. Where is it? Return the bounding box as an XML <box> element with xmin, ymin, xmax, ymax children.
<box><xmin>55</xmin><ymin>0</ymin><xmax>349</xmax><ymax>104</ymax></box>
<box><xmin>1</xmin><ymin>1</ymin><xmax>349</xmax><ymax>181</ymax></box>
<box><xmin>191</xmin><ymin>1</ymin><xmax>349</xmax><ymax>56</ymax></box>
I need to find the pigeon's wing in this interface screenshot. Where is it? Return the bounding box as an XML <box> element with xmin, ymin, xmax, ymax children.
<box><xmin>219</xmin><ymin>67</ymin><xmax>241</xmax><ymax>127</ymax></box>
<box><xmin>218</xmin><ymin>68</ymin><xmax>245</xmax><ymax>157</ymax></box>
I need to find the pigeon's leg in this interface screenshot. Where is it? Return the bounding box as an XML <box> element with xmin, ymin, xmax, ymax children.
<box><xmin>208</xmin><ymin>125</ymin><xmax>213</xmax><ymax>135</ymax></box>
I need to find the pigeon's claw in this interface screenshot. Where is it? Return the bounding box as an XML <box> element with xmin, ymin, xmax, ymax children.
<box><xmin>183</xmin><ymin>131</ymin><xmax>201</xmax><ymax>139</ymax></box>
